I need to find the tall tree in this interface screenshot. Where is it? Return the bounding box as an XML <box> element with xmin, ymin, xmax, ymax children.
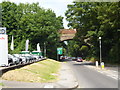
<box><xmin>65</xmin><ymin>2</ymin><xmax>119</xmax><ymax>63</ymax></box>
<box><xmin>1</xmin><ymin>1</ymin><xmax>63</xmax><ymax>59</ymax></box>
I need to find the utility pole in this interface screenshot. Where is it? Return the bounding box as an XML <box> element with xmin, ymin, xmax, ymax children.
<box><xmin>99</xmin><ymin>37</ymin><xmax>102</xmax><ymax>65</ymax></box>
<box><xmin>64</xmin><ymin>41</ymin><xmax>68</xmax><ymax>56</ymax></box>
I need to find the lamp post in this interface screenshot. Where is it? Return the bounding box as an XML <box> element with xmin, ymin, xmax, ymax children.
<box><xmin>44</xmin><ymin>42</ymin><xmax>46</xmax><ymax>58</ymax></box>
<box><xmin>99</xmin><ymin>37</ymin><xmax>102</xmax><ymax>65</ymax></box>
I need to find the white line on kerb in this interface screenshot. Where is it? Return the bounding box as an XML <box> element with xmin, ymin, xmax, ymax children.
<box><xmin>44</xmin><ymin>85</ymin><xmax>54</xmax><ymax>88</ymax></box>
<box><xmin>107</xmin><ymin>75</ymin><xmax>118</xmax><ymax>80</ymax></box>
<box><xmin>111</xmin><ymin>77</ymin><xmax>118</xmax><ymax>80</ymax></box>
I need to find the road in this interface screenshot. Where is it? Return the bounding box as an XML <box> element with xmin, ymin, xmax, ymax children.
<box><xmin>65</xmin><ymin>59</ymin><xmax>118</xmax><ymax>88</ymax></box>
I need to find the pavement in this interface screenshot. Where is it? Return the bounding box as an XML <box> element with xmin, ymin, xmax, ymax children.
<box><xmin>69</xmin><ymin>60</ymin><xmax>118</xmax><ymax>88</ymax></box>
<box><xmin>1</xmin><ymin>62</ymin><xmax>79</xmax><ymax>89</ymax></box>
<box><xmin>83</xmin><ymin>61</ymin><xmax>118</xmax><ymax>80</ymax></box>
<box><xmin>85</xmin><ymin>65</ymin><xmax>118</xmax><ymax>80</ymax></box>
<box><xmin>73</xmin><ymin>60</ymin><xmax>118</xmax><ymax>80</ymax></box>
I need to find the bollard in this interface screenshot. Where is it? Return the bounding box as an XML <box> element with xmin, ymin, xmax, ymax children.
<box><xmin>96</xmin><ymin>61</ymin><xmax>98</xmax><ymax>67</ymax></box>
<box><xmin>101</xmin><ymin>62</ymin><xmax>104</xmax><ymax>69</ymax></box>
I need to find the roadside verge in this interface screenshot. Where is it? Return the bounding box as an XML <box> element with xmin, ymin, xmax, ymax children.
<box><xmin>1</xmin><ymin>60</ymin><xmax>79</xmax><ymax>88</ymax></box>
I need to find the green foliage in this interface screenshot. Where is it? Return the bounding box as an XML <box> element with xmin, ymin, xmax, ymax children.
<box><xmin>80</xmin><ymin>45</ymin><xmax>88</xmax><ymax>52</ymax></box>
<box><xmin>0</xmin><ymin>83</ymin><xmax>4</xmax><ymax>86</ymax></box>
<box><xmin>11</xmin><ymin>39</ymin><xmax>26</xmax><ymax>54</ymax></box>
<box><xmin>1</xmin><ymin>1</ymin><xmax>63</xmax><ymax>59</ymax></box>
<box><xmin>65</xmin><ymin>2</ymin><xmax>119</xmax><ymax>63</ymax></box>
<box><xmin>86</xmin><ymin>57</ymin><xmax>98</xmax><ymax>62</ymax></box>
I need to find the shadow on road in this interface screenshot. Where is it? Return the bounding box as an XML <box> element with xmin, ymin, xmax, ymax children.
<box><xmin>73</xmin><ymin>62</ymin><xmax>95</xmax><ymax>66</ymax></box>
<box><xmin>59</xmin><ymin>59</ymin><xmax>72</xmax><ymax>62</ymax></box>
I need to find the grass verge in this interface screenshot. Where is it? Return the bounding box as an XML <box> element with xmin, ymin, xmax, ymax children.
<box><xmin>2</xmin><ymin>59</ymin><xmax>61</xmax><ymax>83</ymax></box>
<box><xmin>0</xmin><ymin>83</ymin><xmax>4</xmax><ymax>86</ymax></box>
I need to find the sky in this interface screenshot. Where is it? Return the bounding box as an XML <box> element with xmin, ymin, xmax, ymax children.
<box><xmin>1</xmin><ymin>0</ymin><xmax>74</xmax><ymax>29</ymax></box>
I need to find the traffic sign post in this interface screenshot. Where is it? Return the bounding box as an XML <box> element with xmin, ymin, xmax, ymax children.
<box><xmin>57</xmin><ymin>48</ymin><xmax>63</xmax><ymax>60</ymax></box>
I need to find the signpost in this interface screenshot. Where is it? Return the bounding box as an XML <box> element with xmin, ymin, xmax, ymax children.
<box><xmin>57</xmin><ymin>48</ymin><xmax>62</xmax><ymax>60</ymax></box>
<box><xmin>0</xmin><ymin>27</ymin><xmax>8</xmax><ymax>66</ymax></box>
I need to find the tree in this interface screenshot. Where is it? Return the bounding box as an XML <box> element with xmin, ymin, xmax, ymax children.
<box><xmin>65</xmin><ymin>2</ymin><xmax>120</xmax><ymax>63</ymax></box>
<box><xmin>1</xmin><ymin>1</ymin><xmax>64</xmax><ymax>59</ymax></box>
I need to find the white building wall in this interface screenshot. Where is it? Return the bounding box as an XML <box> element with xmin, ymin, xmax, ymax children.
<box><xmin>0</xmin><ymin>35</ymin><xmax>8</xmax><ymax>66</ymax></box>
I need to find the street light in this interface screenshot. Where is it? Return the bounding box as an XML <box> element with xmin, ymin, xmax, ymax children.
<box><xmin>44</xmin><ymin>42</ymin><xmax>46</xmax><ymax>58</ymax></box>
<box><xmin>99</xmin><ymin>37</ymin><xmax>102</xmax><ymax>65</ymax></box>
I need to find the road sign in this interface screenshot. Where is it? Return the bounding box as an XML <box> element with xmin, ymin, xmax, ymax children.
<box><xmin>57</xmin><ymin>48</ymin><xmax>63</xmax><ymax>55</ymax></box>
<box><xmin>0</xmin><ymin>27</ymin><xmax>6</xmax><ymax>34</ymax></box>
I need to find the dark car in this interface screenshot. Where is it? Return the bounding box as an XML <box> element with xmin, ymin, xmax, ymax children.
<box><xmin>76</xmin><ymin>57</ymin><xmax>83</xmax><ymax>62</ymax></box>
<box><xmin>8</xmin><ymin>57</ymin><xmax>13</xmax><ymax>66</ymax></box>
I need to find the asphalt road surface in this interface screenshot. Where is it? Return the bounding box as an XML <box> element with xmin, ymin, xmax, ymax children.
<box><xmin>65</xmin><ymin>60</ymin><xmax>118</xmax><ymax>88</ymax></box>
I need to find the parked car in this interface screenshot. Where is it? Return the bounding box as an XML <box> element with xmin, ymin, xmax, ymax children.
<box><xmin>21</xmin><ymin>54</ymin><xmax>35</xmax><ymax>63</ymax></box>
<box><xmin>32</xmin><ymin>55</ymin><xmax>41</xmax><ymax>60</ymax></box>
<box><xmin>8</xmin><ymin>57</ymin><xmax>13</xmax><ymax>66</ymax></box>
<box><xmin>8</xmin><ymin>54</ymin><xmax>21</xmax><ymax>65</ymax></box>
<box><xmin>31</xmin><ymin>51</ymin><xmax>42</xmax><ymax>59</ymax></box>
<box><xmin>22</xmin><ymin>56</ymin><xmax>31</xmax><ymax>63</ymax></box>
<box><xmin>76</xmin><ymin>57</ymin><xmax>83</xmax><ymax>62</ymax></box>
<box><xmin>72</xmin><ymin>57</ymin><xmax>77</xmax><ymax>61</ymax></box>
<box><xmin>27</xmin><ymin>56</ymin><xmax>36</xmax><ymax>62</ymax></box>
<box><xmin>13</xmin><ymin>54</ymin><xmax>27</xmax><ymax>63</ymax></box>
<box><xmin>22</xmin><ymin>54</ymin><xmax>34</xmax><ymax>62</ymax></box>
<box><xmin>25</xmin><ymin>54</ymin><xmax>35</xmax><ymax>59</ymax></box>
